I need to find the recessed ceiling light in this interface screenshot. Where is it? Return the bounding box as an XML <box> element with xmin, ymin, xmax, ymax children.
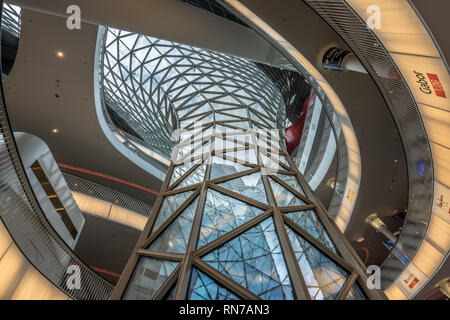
<box><xmin>326</xmin><ymin>177</ymin><xmax>336</xmax><ymax>189</ymax></box>
<box><xmin>51</xmin><ymin>128</ymin><xmax>59</xmax><ymax>134</ymax></box>
<box><xmin>56</xmin><ymin>51</ymin><xmax>64</xmax><ymax>58</ymax></box>
<box><xmin>356</xmin><ymin>237</ymin><xmax>365</xmax><ymax>243</ymax></box>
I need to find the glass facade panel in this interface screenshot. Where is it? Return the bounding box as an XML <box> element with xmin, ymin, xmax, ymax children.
<box><xmin>345</xmin><ymin>283</ymin><xmax>367</xmax><ymax>300</ymax></box>
<box><xmin>269</xmin><ymin>178</ymin><xmax>306</xmax><ymax>207</ymax></box>
<box><xmin>214</xmin><ymin>137</ymin><xmax>244</xmax><ymax>151</ymax></box>
<box><xmin>224</xmin><ymin>108</ymin><xmax>247</xmax><ymax>118</ymax></box>
<box><xmin>276</xmin><ymin>173</ymin><xmax>305</xmax><ymax>195</ymax></box>
<box><xmin>277</xmin><ymin>155</ymin><xmax>290</xmax><ymax>167</ymax></box>
<box><xmin>174</xmin><ymin>163</ymin><xmax>206</xmax><ymax>189</ymax></box>
<box><xmin>102</xmin><ymin>25</ymin><xmax>373</xmax><ymax>301</ymax></box>
<box><xmin>177</xmin><ymin>140</ymin><xmax>203</xmax><ymax>161</ymax></box>
<box><xmin>163</xmin><ymin>284</ymin><xmax>176</xmax><ymax>300</ymax></box>
<box><xmin>223</xmin><ymin>149</ymin><xmax>257</xmax><ymax>164</ymax></box>
<box><xmin>285</xmin><ymin>210</ymin><xmax>337</xmax><ymax>253</ymax></box>
<box><xmin>191</xmin><ymin>140</ymin><xmax>211</xmax><ymax>159</ymax></box>
<box><xmin>259</xmin><ymin>153</ymin><xmax>282</xmax><ymax>170</ymax></box>
<box><xmin>123</xmin><ymin>258</ymin><xmax>178</xmax><ymax>300</ymax></box>
<box><xmin>148</xmin><ymin>198</ymin><xmax>198</xmax><ymax>253</ymax></box>
<box><xmin>2</xmin><ymin>4</ymin><xmax>21</xmax><ymax>38</ymax></box>
<box><xmin>217</xmin><ymin>171</ymin><xmax>268</xmax><ymax>204</ymax></box>
<box><xmin>198</xmin><ymin>189</ymin><xmax>263</xmax><ymax>247</ymax></box>
<box><xmin>226</xmin><ymin>133</ymin><xmax>253</xmax><ymax>145</ymax></box>
<box><xmin>203</xmin><ymin>218</ymin><xmax>294</xmax><ymax>300</ymax></box>
<box><xmin>210</xmin><ymin>156</ymin><xmax>251</xmax><ymax>180</ymax></box>
<box><xmin>151</xmin><ymin>190</ymin><xmax>194</xmax><ymax>232</ymax></box>
<box><xmin>286</xmin><ymin>226</ymin><xmax>348</xmax><ymax>300</ymax></box>
<box><xmin>169</xmin><ymin>161</ymin><xmax>198</xmax><ymax>186</ymax></box>
<box><xmin>188</xmin><ymin>268</ymin><xmax>240</xmax><ymax>300</ymax></box>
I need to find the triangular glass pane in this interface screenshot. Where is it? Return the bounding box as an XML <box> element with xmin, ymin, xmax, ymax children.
<box><xmin>191</xmin><ymin>140</ymin><xmax>211</xmax><ymax>159</ymax></box>
<box><xmin>276</xmin><ymin>173</ymin><xmax>305</xmax><ymax>195</ymax></box>
<box><xmin>255</xmin><ymin>137</ymin><xmax>271</xmax><ymax>150</ymax></box>
<box><xmin>178</xmin><ymin>104</ymin><xmax>198</xmax><ymax>119</ymax></box>
<box><xmin>269</xmin><ymin>178</ymin><xmax>306</xmax><ymax>207</ymax></box>
<box><xmin>169</xmin><ymin>161</ymin><xmax>198</xmax><ymax>186</ymax></box>
<box><xmin>215</xmin><ymin>95</ymin><xmax>241</xmax><ymax>105</ymax></box>
<box><xmin>213</xmin><ymin>123</ymin><xmax>239</xmax><ymax>134</ymax></box>
<box><xmin>188</xmin><ymin>268</ymin><xmax>240</xmax><ymax>300</ymax></box>
<box><xmin>215</xmin><ymin>113</ymin><xmax>241</xmax><ymax>122</ymax></box>
<box><xmin>210</xmin><ymin>156</ymin><xmax>251</xmax><ymax>180</ymax></box>
<box><xmin>152</xmin><ymin>190</ymin><xmax>194</xmax><ymax>232</ymax></box>
<box><xmin>218</xmin><ymin>171</ymin><xmax>268</xmax><ymax>205</ymax></box>
<box><xmin>224</xmin><ymin>148</ymin><xmax>257</xmax><ymax>164</ymax></box>
<box><xmin>199</xmin><ymin>113</ymin><xmax>214</xmax><ymax>125</ymax></box>
<box><xmin>123</xmin><ymin>257</ymin><xmax>178</xmax><ymax>300</ymax></box>
<box><xmin>201</xmin><ymin>126</ymin><xmax>214</xmax><ymax>138</ymax></box>
<box><xmin>174</xmin><ymin>163</ymin><xmax>206</xmax><ymax>189</ymax></box>
<box><xmin>186</xmin><ymin>104</ymin><xmax>212</xmax><ymax>118</ymax></box>
<box><xmin>178</xmin><ymin>127</ymin><xmax>202</xmax><ymax>143</ymax></box>
<box><xmin>179</xmin><ymin>117</ymin><xmax>197</xmax><ymax>128</ymax></box>
<box><xmin>198</xmin><ymin>189</ymin><xmax>264</xmax><ymax>247</ymax></box>
<box><xmin>148</xmin><ymin>197</ymin><xmax>198</xmax><ymax>253</ymax></box>
<box><xmin>223</xmin><ymin>108</ymin><xmax>248</xmax><ymax>118</ymax></box>
<box><xmin>285</xmin><ymin>225</ymin><xmax>349</xmax><ymax>300</ymax></box>
<box><xmin>227</xmin><ymin>121</ymin><xmax>250</xmax><ymax>130</ymax></box>
<box><xmin>285</xmin><ymin>210</ymin><xmax>337</xmax><ymax>253</ymax></box>
<box><xmin>213</xmin><ymin>137</ymin><xmax>244</xmax><ymax>151</ymax></box>
<box><xmin>277</xmin><ymin>155</ymin><xmax>290</xmax><ymax>167</ymax></box>
<box><xmin>202</xmin><ymin>217</ymin><xmax>294</xmax><ymax>300</ymax></box>
<box><xmin>345</xmin><ymin>283</ymin><xmax>367</xmax><ymax>300</ymax></box>
<box><xmin>176</xmin><ymin>139</ymin><xmax>203</xmax><ymax>160</ymax></box>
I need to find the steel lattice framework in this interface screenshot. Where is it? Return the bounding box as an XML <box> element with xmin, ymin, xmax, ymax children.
<box><xmin>103</xmin><ymin>27</ymin><xmax>378</xmax><ymax>300</ymax></box>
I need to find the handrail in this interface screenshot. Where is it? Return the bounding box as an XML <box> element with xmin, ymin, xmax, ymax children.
<box><xmin>0</xmin><ymin>1</ymin><xmax>114</xmax><ymax>300</ymax></box>
<box><xmin>93</xmin><ymin>26</ymin><xmax>169</xmax><ymax>182</ymax></box>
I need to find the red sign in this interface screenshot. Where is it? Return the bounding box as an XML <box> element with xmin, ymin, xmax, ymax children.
<box><xmin>427</xmin><ymin>73</ymin><xmax>447</xmax><ymax>98</ymax></box>
<box><xmin>408</xmin><ymin>277</ymin><xmax>419</xmax><ymax>289</ymax></box>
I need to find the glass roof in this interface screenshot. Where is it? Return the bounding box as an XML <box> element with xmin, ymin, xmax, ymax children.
<box><xmin>101</xmin><ymin>27</ymin><xmax>286</xmax><ymax>161</ymax></box>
